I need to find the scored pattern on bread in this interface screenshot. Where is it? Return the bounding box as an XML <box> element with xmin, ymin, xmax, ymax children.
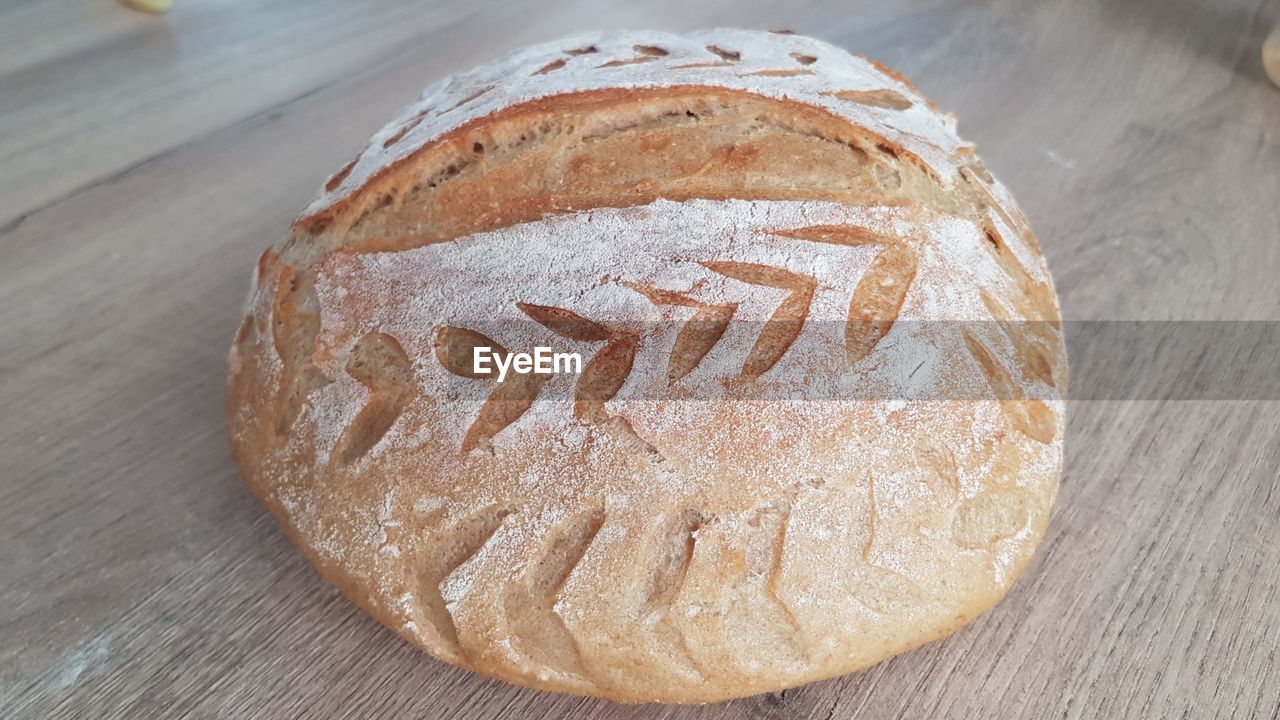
<box><xmin>427</xmin><ymin>243</ymin><xmax>912</xmax><ymax>452</ymax></box>
<box><xmin>862</xmin><ymin>472</ymin><xmax>880</xmax><ymax>561</ymax></box>
<box><xmin>979</xmin><ymin>289</ymin><xmax>1058</xmax><ymax>389</ymax></box>
<box><xmin>766</xmin><ymin>224</ymin><xmax>919</xmax><ymax>362</ymax></box>
<box><xmin>821</xmin><ymin>88</ymin><xmax>915</xmax><ymax>110</ymax></box>
<box><xmin>225</xmin><ymin>30</ymin><xmax>1067</xmax><ymax>704</ymax></box>
<box><xmin>518</xmin><ymin>302</ymin><xmax>640</xmax><ymax>423</ymax></box>
<box><xmin>295</xmin><ymin>29</ymin><xmax>971</xmax><ymax>231</ymax></box>
<box><xmin>953</xmin><ymin>489</ymin><xmax>1032</xmax><ymax>550</ymax></box>
<box><xmin>413</xmin><ymin>504</ymin><xmax>512</xmax><ymax>662</ymax></box>
<box><xmin>435</xmin><ymin>326</ymin><xmax>548</xmax><ymax>454</ymax></box>
<box><xmin>502</xmin><ymin>507</ymin><xmax>606</xmax><ymax>683</ymax></box>
<box><xmin>917</xmin><ymin>438</ymin><xmax>963</xmax><ymax>496</ymax></box>
<box><xmin>698</xmin><ymin>261</ymin><xmax>817</xmax><ymax>381</ymax></box>
<box><xmin>334</xmin><ymin>332</ymin><xmax>414</xmax><ymax>464</ymax></box>
<box><xmin>755</xmin><ymin>502</ymin><xmax>807</xmax><ymax>659</ymax></box>
<box><xmin>624</xmin><ymin>284</ymin><xmax>738</xmax><ymax>384</ymax></box>
<box><xmin>270</xmin><ymin>267</ymin><xmax>332</xmax><ymax>437</ymax></box>
<box><xmin>961</xmin><ymin>329</ymin><xmax>1057</xmax><ymax>444</ymax></box>
<box><xmin>640</xmin><ymin>508</ymin><xmax>713</xmax><ymax>681</ymax></box>
<box><xmin>434</xmin><ymin>326</ymin><xmax>507</xmax><ymax>380</ymax></box>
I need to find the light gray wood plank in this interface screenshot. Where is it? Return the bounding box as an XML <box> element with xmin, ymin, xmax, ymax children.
<box><xmin>1</xmin><ymin>0</ymin><xmax>1277</xmax><ymax>717</ymax></box>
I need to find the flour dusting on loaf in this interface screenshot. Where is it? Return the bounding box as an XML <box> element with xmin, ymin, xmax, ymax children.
<box><xmin>299</xmin><ymin>29</ymin><xmax>970</xmax><ymax>231</ymax></box>
<box><xmin>227</xmin><ymin>29</ymin><xmax>1065</xmax><ymax>704</ymax></box>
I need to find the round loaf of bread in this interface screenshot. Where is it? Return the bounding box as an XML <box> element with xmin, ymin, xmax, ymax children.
<box><xmin>226</xmin><ymin>29</ymin><xmax>1066</xmax><ymax>704</ymax></box>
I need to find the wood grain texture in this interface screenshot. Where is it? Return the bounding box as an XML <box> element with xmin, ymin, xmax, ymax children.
<box><xmin>1</xmin><ymin>0</ymin><xmax>1278</xmax><ymax>717</ymax></box>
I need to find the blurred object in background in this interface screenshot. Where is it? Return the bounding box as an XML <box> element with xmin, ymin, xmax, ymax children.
<box><xmin>1265</xmin><ymin>23</ymin><xmax>1280</xmax><ymax>88</ymax></box>
<box><xmin>122</xmin><ymin>0</ymin><xmax>171</xmax><ymax>14</ymax></box>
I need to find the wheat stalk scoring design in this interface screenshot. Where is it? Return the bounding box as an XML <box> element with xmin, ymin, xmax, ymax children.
<box><xmin>426</xmin><ymin>224</ymin><xmax>957</xmax><ymax>452</ymax></box>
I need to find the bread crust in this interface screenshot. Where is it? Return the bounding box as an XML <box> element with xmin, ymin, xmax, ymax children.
<box><xmin>227</xmin><ymin>29</ymin><xmax>1065</xmax><ymax>704</ymax></box>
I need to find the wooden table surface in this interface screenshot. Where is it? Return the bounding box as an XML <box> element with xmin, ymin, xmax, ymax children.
<box><xmin>2</xmin><ymin>0</ymin><xmax>1278</xmax><ymax>717</ymax></box>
